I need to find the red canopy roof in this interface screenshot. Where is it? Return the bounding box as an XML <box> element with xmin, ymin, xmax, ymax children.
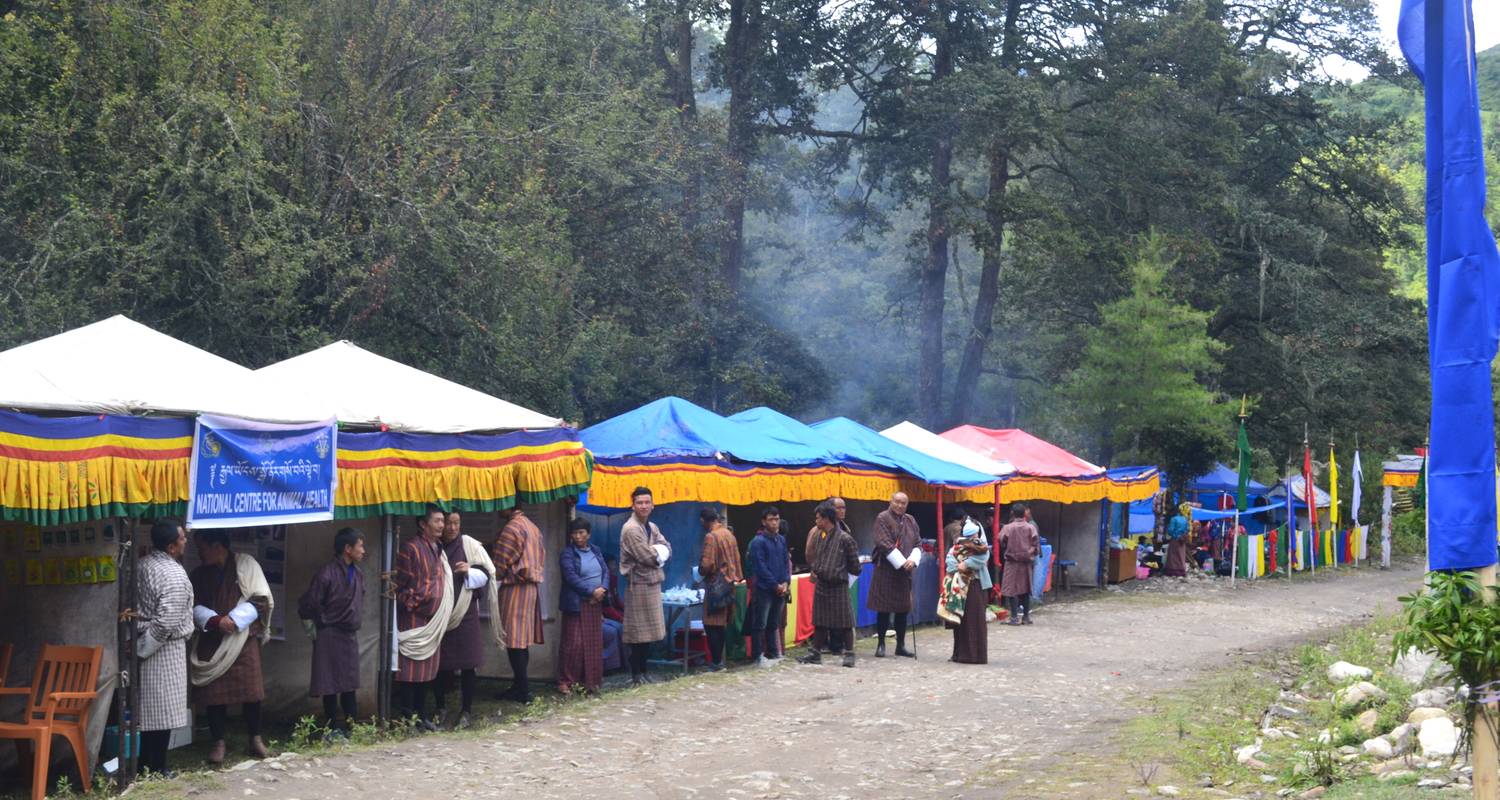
<box><xmin>940</xmin><ymin>426</ymin><xmax>1103</xmax><ymax>479</ymax></box>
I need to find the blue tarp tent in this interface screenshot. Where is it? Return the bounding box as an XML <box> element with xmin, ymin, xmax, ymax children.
<box><xmin>1188</xmin><ymin>463</ymin><xmax>1269</xmax><ymax>498</ymax></box>
<box><xmin>581</xmin><ymin>395</ymin><xmax>832</xmax><ymax>465</ymax></box>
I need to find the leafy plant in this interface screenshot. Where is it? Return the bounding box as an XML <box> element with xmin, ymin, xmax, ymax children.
<box><xmin>1392</xmin><ymin>570</ymin><xmax>1500</xmax><ymax>755</ymax></box>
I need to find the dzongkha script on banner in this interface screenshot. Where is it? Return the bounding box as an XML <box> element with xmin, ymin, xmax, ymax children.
<box><xmin>187</xmin><ymin>414</ymin><xmax>338</xmax><ymax>528</ymax></box>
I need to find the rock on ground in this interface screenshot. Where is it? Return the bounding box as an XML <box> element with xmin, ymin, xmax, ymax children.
<box><xmin>1419</xmin><ymin>716</ymin><xmax>1459</xmax><ymax>759</ymax></box>
<box><xmin>1327</xmin><ymin>661</ymin><xmax>1373</xmax><ymax>682</ymax></box>
<box><xmin>1334</xmin><ymin>681</ymin><xmax>1387</xmax><ymax>711</ymax></box>
<box><xmin>1392</xmin><ymin>648</ymin><xmax>1438</xmax><ymax>687</ymax></box>
<box><xmin>1409</xmin><ymin>707</ymin><xmax>1449</xmax><ymax>726</ymax></box>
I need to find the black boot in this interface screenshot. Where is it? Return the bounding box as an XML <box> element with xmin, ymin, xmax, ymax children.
<box><xmin>797</xmin><ymin>649</ymin><xmax>823</xmax><ymax>665</ymax></box>
<box><xmin>875</xmin><ymin>639</ymin><xmax>886</xmax><ymax>658</ymax></box>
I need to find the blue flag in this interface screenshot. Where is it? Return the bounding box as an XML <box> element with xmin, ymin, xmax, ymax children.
<box><xmin>1399</xmin><ymin>0</ymin><xmax>1500</xmax><ymax>571</ymax></box>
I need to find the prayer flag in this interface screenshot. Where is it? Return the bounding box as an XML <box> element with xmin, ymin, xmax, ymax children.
<box><xmin>1399</xmin><ymin>0</ymin><xmax>1500</xmax><ymax>571</ymax></box>
<box><xmin>1235</xmin><ymin>420</ymin><xmax>1252</xmax><ymax>513</ymax></box>
<box><xmin>1329</xmin><ymin>444</ymin><xmax>1340</xmax><ymax>532</ymax></box>
<box><xmin>1352</xmin><ymin>449</ymin><xmax>1363</xmax><ymax>562</ymax></box>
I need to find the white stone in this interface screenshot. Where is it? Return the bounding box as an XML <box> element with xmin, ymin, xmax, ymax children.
<box><xmin>1388</xmin><ymin>723</ymin><xmax>1415</xmax><ymax>755</ymax></box>
<box><xmin>1156</xmin><ymin>786</ymin><xmax>1181</xmax><ymax>797</ymax></box>
<box><xmin>1408</xmin><ymin>707</ymin><xmax>1449</xmax><ymax>726</ymax></box>
<box><xmin>1411</xmin><ymin>687</ymin><xmax>1454</xmax><ymax>709</ymax></box>
<box><xmin>1355</xmin><ymin>709</ymin><xmax>1380</xmax><ymax>735</ymax></box>
<box><xmin>1419</xmin><ymin>716</ymin><xmax>1458</xmax><ymax>758</ymax></box>
<box><xmin>1328</xmin><ymin>661</ymin><xmax>1374</xmax><ymax>682</ymax></box>
<box><xmin>1417</xmin><ymin>777</ymin><xmax>1451</xmax><ymax>788</ymax></box>
<box><xmin>1334</xmin><ymin>681</ymin><xmax>1387</xmax><ymax>710</ymax></box>
<box><xmin>1262</xmin><ymin>728</ymin><xmax>1285</xmax><ymax>741</ymax></box>
<box><xmin>1362</xmin><ymin>737</ymin><xmax>1394</xmax><ymax>759</ymax></box>
<box><xmin>1234</xmin><ymin>743</ymin><xmax>1262</xmax><ymax>764</ymax></box>
<box><xmin>1315</xmin><ymin>729</ymin><xmax>1332</xmax><ymax>744</ymax></box>
<box><xmin>1392</xmin><ymin>648</ymin><xmax>1438</xmax><ymax>686</ymax></box>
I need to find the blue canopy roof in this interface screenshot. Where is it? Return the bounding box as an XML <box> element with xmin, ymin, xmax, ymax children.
<box><xmin>810</xmin><ymin>417</ymin><xmax>996</xmax><ymax>487</ymax></box>
<box><xmin>580</xmin><ymin>396</ymin><xmax>832</xmax><ymax>465</ymax></box>
<box><xmin>725</xmin><ymin>406</ymin><xmax>857</xmax><ymax>463</ymax></box>
<box><xmin>1188</xmin><ymin>462</ymin><xmax>1268</xmax><ymax>496</ymax></box>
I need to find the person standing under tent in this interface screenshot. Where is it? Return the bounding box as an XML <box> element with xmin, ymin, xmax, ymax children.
<box><xmin>134</xmin><ymin>518</ymin><xmax>195</xmax><ymax>776</ymax></box>
<box><xmin>493</xmin><ymin>504</ymin><xmax>545</xmax><ymax>704</ymax></box>
<box><xmin>620</xmin><ymin>486</ymin><xmax>672</xmax><ymax>685</ymax></box>
<box><xmin>998</xmin><ymin>504</ymin><xmax>1039</xmax><ymax>625</ymax></box>
<box><xmin>867</xmin><ymin>491</ymin><xmax>920</xmax><ymax>658</ymax></box>
<box><xmin>800</xmin><ymin>503</ymin><xmax>862</xmax><ymax>668</ymax></box>
<box><xmin>296</xmin><ymin>527</ymin><xmax>366</xmax><ymax>738</ymax></box>
<box><xmin>392</xmin><ymin>505</ymin><xmax>452</xmax><ymax>731</ymax></box>
<box><xmin>188</xmin><ymin>529</ymin><xmax>274</xmax><ymax>764</ymax></box>
<box><xmin>558</xmin><ymin>517</ymin><xmax>608</xmax><ymax>694</ymax></box>
<box><xmin>698</xmin><ymin>507</ymin><xmax>744</xmax><ymax>671</ymax></box>
<box><xmin>436</xmin><ymin>510</ymin><xmax>500</xmax><ymax>728</ymax></box>
<box><xmin>746</xmin><ymin>506</ymin><xmax>790</xmax><ymax>668</ymax></box>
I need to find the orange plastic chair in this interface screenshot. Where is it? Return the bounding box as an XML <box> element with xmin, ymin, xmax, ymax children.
<box><xmin>0</xmin><ymin>644</ymin><xmax>104</xmax><ymax>800</ymax></box>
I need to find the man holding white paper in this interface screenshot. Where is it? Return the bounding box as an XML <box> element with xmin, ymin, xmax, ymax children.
<box><xmin>867</xmin><ymin>492</ymin><xmax>921</xmax><ymax>658</ymax></box>
<box><xmin>620</xmin><ymin>486</ymin><xmax>671</xmax><ymax>685</ymax></box>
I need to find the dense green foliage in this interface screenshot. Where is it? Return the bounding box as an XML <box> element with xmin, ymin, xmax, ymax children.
<box><xmin>0</xmin><ymin>0</ymin><xmax>1434</xmax><ymax>477</ymax></box>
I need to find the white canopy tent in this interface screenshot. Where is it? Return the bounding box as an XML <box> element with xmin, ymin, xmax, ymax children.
<box><xmin>254</xmin><ymin>341</ymin><xmax>562</xmax><ymax>432</ymax></box>
<box><xmin>879</xmin><ymin>420</ymin><xmax>1017</xmax><ymax>478</ymax></box>
<box><xmin>0</xmin><ymin>315</ymin><xmax>329</xmax><ymax>422</ymax></box>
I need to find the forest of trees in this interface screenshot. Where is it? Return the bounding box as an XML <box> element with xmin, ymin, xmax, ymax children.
<box><xmin>0</xmin><ymin>0</ymin><xmax>1465</xmax><ymax>486</ymax></box>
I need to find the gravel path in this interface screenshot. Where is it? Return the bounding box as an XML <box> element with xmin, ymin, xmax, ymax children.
<box><xmin>174</xmin><ymin>564</ymin><xmax>1424</xmax><ymax>800</ymax></box>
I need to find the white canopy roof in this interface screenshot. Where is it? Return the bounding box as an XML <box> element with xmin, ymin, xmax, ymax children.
<box><xmin>256</xmin><ymin>341</ymin><xmax>562</xmax><ymax>433</ymax></box>
<box><xmin>0</xmin><ymin>316</ymin><xmax>331</xmax><ymax>422</ymax></box>
<box><xmin>1268</xmin><ymin>475</ymin><xmax>1332</xmax><ymax>508</ymax></box>
<box><xmin>880</xmin><ymin>421</ymin><xmax>1016</xmax><ymax>476</ymax></box>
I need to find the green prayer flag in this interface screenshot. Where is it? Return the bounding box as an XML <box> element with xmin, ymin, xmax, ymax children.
<box><xmin>1235</xmin><ymin>419</ymin><xmax>1252</xmax><ymax>512</ymax></box>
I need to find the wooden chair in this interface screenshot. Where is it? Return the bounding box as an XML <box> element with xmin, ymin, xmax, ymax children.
<box><xmin>0</xmin><ymin>644</ymin><xmax>12</xmax><ymax>687</ymax></box>
<box><xmin>0</xmin><ymin>644</ymin><xmax>104</xmax><ymax>800</ymax></box>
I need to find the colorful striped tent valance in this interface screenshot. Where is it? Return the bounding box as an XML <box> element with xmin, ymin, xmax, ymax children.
<box><xmin>0</xmin><ymin>411</ymin><xmax>192</xmax><ymax>525</ymax></box>
<box><xmin>587</xmin><ymin>456</ymin><xmax>950</xmax><ymax>508</ymax></box>
<box><xmin>589</xmin><ymin>457</ymin><xmax>1158</xmax><ymax>508</ymax></box>
<box><xmin>1383</xmin><ymin>469</ymin><xmax>1420</xmax><ymax>488</ymax></box>
<box><xmin>335</xmin><ymin>427</ymin><xmax>592</xmax><ymax>518</ymax></box>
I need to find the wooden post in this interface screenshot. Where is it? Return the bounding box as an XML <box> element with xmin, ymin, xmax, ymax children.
<box><xmin>1476</xmin><ymin>564</ymin><xmax>1499</xmax><ymax>800</ymax></box>
<box><xmin>377</xmin><ymin>514</ymin><xmax>394</xmax><ymax>727</ymax></box>
<box><xmin>935</xmin><ymin>486</ymin><xmax>946</xmax><ymax>582</ymax></box>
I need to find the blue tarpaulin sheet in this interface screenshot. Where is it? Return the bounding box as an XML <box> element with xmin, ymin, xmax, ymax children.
<box><xmin>1400</xmin><ymin>0</ymin><xmax>1500</xmax><ymax>570</ymax></box>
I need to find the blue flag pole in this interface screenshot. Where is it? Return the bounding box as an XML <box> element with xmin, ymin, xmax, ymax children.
<box><xmin>1398</xmin><ymin>0</ymin><xmax>1500</xmax><ymax>574</ymax></box>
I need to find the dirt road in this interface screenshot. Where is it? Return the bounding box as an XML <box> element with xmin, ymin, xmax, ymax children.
<box><xmin>175</xmin><ymin>564</ymin><xmax>1423</xmax><ymax>800</ymax></box>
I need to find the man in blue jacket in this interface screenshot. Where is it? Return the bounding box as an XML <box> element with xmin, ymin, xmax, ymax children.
<box><xmin>746</xmin><ymin>506</ymin><xmax>790</xmax><ymax>668</ymax></box>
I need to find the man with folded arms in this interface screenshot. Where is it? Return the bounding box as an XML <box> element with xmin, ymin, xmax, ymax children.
<box><xmin>867</xmin><ymin>491</ymin><xmax>921</xmax><ymax>658</ymax></box>
<box><xmin>189</xmin><ymin>530</ymin><xmax>274</xmax><ymax>764</ymax></box>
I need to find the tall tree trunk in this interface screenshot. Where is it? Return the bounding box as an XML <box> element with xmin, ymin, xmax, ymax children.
<box><xmin>721</xmin><ymin>0</ymin><xmax>762</xmax><ymax>297</ymax></box>
<box><xmin>916</xmin><ymin>0</ymin><xmax>955</xmax><ymax>429</ymax></box>
<box><xmin>946</xmin><ymin>0</ymin><xmax>1022</xmax><ymax>427</ymax></box>
<box><xmin>650</xmin><ymin>0</ymin><xmax>697</xmax><ymax>120</ymax></box>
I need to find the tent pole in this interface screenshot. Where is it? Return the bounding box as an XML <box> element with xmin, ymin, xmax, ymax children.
<box><xmin>377</xmin><ymin>514</ymin><xmax>394</xmax><ymax>727</ymax></box>
<box><xmin>936</xmin><ymin>486</ymin><xmax>946</xmax><ymax>582</ymax></box>
<box><xmin>113</xmin><ymin>516</ymin><xmax>133</xmax><ymax>791</ymax></box>
<box><xmin>992</xmin><ymin>484</ymin><xmax>1001</xmax><ymax>583</ymax></box>
<box><xmin>125</xmin><ymin>518</ymin><xmax>141</xmax><ymax>785</ymax></box>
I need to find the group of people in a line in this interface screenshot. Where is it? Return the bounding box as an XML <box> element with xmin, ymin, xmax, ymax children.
<box><xmin>127</xmin><ymin>488</ymin><xmax>1043</xmax><ymax>776</ymax></box>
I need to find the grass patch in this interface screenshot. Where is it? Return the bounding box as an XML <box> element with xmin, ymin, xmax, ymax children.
<box><xmin>1117</xmin><ymin>613</ymin><xmax>1423</xmax><ymax>795</ymax></box>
